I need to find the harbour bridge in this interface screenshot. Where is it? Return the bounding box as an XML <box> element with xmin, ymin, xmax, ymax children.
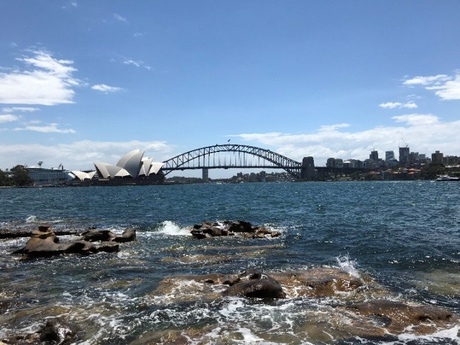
<box><xmin>160</xmin><ymin>144</ymin><xmax>368</xmax><ymax>180</ymax></box>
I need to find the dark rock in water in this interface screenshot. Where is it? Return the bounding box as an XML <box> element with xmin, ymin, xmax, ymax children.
<box><xmin>227</xmin><ymin>220</ymin><xmax>254</xmax><ymax>233</ymax></box>
<box><xmin>113</xmin><ymin>227</ymin><xmax>136</xmax><ymax>242</ymax></box>
<box><xmin>11</xmin><ymin>224</ymin><xmax>134</xmax><ymax>258</ymax></box>
<box><xmin>81</xmin><ymin>229</ymin><xmax>114</xmax><ymax>242</ymax></box>
<box><xmin>223</xmin><ymin>269</ymin><xmax>286</xmax><ymax>299</ymax></box>
<box><xmin>191</xmin><ymin>220</ymin><xmax>280</xmax><ymax>239</ymax></box>
<box><xmin>97</xmin><ymin>241</ymin><xmax>120</xmax><ymax>253</ymax></box>
<box><xmin>223</xmin><ymin>277</ymin><xmax>286</xmax><ymax>299</ymax></box>
<box><xmin>82</xmin><ymin>227</ymin><xmax>136</xmax><ymax>243</ymax></box>
<box><xmin>38</xmin><ymin>318</ymin><xmax>81</xmax><ymax>344</ymax></box>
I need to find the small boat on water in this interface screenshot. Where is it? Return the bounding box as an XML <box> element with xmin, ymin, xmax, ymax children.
<box><xmin>435</xmin><ymin>175</ymin><xmax>460</xmax><ymax>181</ymax></box>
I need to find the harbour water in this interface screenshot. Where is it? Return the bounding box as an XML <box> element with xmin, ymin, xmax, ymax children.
<box><xmin>0</xmin><ymin>181</ymin><xmax>459</xmax><ymax>344</ymax></box>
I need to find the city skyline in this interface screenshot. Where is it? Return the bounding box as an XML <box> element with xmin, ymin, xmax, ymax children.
<box><xmin>1</xmin><ymin>1</ymin><xmax>460</xmax><ymax>176</ymax></box>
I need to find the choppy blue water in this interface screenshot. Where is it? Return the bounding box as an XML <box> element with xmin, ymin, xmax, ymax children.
<box><xmin>0</xmin><ymin>181</ymin><xmax>459</xmax><ymax>344</ymax></box>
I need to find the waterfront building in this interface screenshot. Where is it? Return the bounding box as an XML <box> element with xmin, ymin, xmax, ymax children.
<box><xmin>27</xmin><ymin>167</ymin><xmax>73</xmax><ymax>186</ymax></box>
<box><xmin>71</xmin><ymin>149</ymin><xmax>164</xmax><ymax>184</ymax></box>
<box><xmin>326</xmin><ymin>158</ymin><xmax>336</xmax><ymax>168</ymax></box>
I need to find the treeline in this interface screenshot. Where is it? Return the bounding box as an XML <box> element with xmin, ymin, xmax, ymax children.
<box><xmin>0</xmin><ymin>165</ymin><xmax>33</xmax><ymax>187</ymax></box>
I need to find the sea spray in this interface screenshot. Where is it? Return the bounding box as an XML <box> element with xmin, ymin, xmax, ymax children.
<box><xmin>336</xmin><ymin>254</ymin><xmax>361</xmax><ymax>279</ymax></box>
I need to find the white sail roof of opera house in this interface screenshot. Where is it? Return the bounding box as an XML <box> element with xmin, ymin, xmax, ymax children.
<box><xmin>116</xmin><ymin>149</ymin><xmax>144</xmax><ymax>178</ymax></box>
<box><xmin>71</xmin><ymin>149</ymin><xmax>164</xmax><ymax>181</ymax></box>
<box><xmin>70</xmin><ymin>170</ymin><xmax>97</xmax><ymax>181</ymax></box>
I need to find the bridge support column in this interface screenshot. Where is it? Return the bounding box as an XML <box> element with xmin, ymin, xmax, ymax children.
<box><xmin>301</xmin><ymin>156</ymin><xmax>316</xmax><ymax>180</ymax></box>
<box><xmin>202</xmin><ymin>168</ymin><xmax>209</xmax><ymax>182</ymax></box>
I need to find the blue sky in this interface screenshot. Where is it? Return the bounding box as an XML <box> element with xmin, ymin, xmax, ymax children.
<box><xmin>1</xmin><ymin>1</ymin><xmax>460</xmax><ymax>176</ymax></box>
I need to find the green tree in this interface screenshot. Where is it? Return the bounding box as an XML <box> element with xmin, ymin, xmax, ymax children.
<box><xmin>420</xmin><ymin>163</ymin><xmax>446</xmax><ymax>180</ymax></box>
<box><xmin>0</xmin><ymin>169</ymin><xmax>11</xmax><ymax>186</ymax></box>
<box><xmin>10</xmin><ymin>165</ymin><xmax>33</xmax><ymax>186</ymax></box>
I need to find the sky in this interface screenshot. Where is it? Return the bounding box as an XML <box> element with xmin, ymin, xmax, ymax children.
<box><xmin>1</xmin><ymin>1</ymin><xmax>460</xmax><ymax>177</ymax></box>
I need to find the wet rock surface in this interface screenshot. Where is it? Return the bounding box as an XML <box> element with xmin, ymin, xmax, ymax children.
<box><xmin>10</xmin><ymin>225</ymin><xmax>135</xmax><ymax>258</ymax></box>
<box><xmin>190</xmin><ymin>220</ymin><xmax>281</xmax><ymax>239</ymax></box>
<box><xmin>148</xmin><ymin>266</ymin><xmax>459</xmax><ymax>340</ymax></box>
<box><xmin>343</xmin><ymin>299</ymin><xmax>455</xmax><ymax>335</ymax></box>
<box><xmin>2</xmin><ymin>318</ymin><xmax>82</xmax><ymax>345</ymax></box>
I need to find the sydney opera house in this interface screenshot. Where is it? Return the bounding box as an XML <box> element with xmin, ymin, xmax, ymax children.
<box><xmin>71</xmin><ymin>149</ymin><xmax>164</xmax><ymax>185</ymax></box>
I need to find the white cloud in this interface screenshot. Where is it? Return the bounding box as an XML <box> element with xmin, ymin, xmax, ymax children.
<box><xmin>114</xmin><ymin>13</ymin><xmax>127</xmax><ymax>23</ymax></box>
<box><xmin>0</xmin><ymin>50</ymin><xmax>80</xmax><ymax>105</ymax></box>
<box><xmin>0</xmin><ymin>114</ymin><xmax>20</xmax><ymax>123</ymax></box>
<box><xmin>233</xmin><ymin>114</ymin><xmax>460</xmax><ymax>165</ymax></box>
<box><xmin>0</xmin><ymin>140</ymin><xmax>172</xmax><ymax>171</ymax></box>
<box><xmin>392</xmin><ymin>114</ymin><xmax>439</xmax><ymax>126</ymax></box>
<box><xmin>2</xmin><ymin>106</ymin><xmax>39</xmax><ymax>113</ymax></box>
<box><xmin>319</xmin><ymin>123</ymin><xmax>350</xmax><ymax>132</ymax></box>
<box><xmin>403</xmin><ymin>75</ymin><xmax>450</xmax><ymax>86</ymax></box>
<box><xmin>14</xmin><ymin>122</ymin><xmax>76</xmax><ymax>134</ymax></box>
<box><xmin>425</xmin><ymin>74</ymin><xmax>460</xmax><ymax>100</ymax></box>
<box><xmin>91</xmin><ymin>84</ymin><xmax>123</xmax><ymax>93</ymax></box>
<box><xmin>123</xmin><ymin>59</ymin><xmax>151</xmax><ymax>70</ymax></box>
<box><xmin>403</xmin><ymin>73</ymin><xmax>460</xmax><ymax>101</ymax></box>
<box><xmin>379</xmin><ymin>101</ymin><xmax>417</xmax><ymax>109</ymax></box>
<box><xmin>124</xmin><ymin>59</ymin><xmax>141</xmax><ymax>68</ymax></box>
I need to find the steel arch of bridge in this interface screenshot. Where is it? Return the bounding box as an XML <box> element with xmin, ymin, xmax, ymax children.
<box><xmin>161</xmin><ymin>144</ymin><xmax>303</xmax><ymax>178</ymax></box>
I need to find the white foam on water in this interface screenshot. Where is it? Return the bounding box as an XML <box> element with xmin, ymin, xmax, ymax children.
<box><xmin>336</xmin><ymin>254</ymin><xmax>361</xmax><ymax>279</ymax></box>
<box><xmin>238</xmin><ymin>327</ymin><xmax>272</xmax><ymax>344</ymax></box>
<box><xmin>25</xmin><ymin>215</ymin><xmax>37</xmax><ymax>223</ymax></box>
<box><xmin>387</xmin><ymin>325</ymin><xmax>460</xmax><ymax>344</ymax></box>
<box><xmin>219</xmin><ymin>297</ymin><xmax>246</xmax><ymax>318</ymax></box>
<box><xmin>157</xmin><ymin>220</ymin><xmax>192</xmax><ymax>236</ymax></box>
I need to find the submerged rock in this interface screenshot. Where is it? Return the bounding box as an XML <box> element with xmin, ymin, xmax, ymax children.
<box><xmin>344</xmin><ymin>299</ymin><xmax>456</xmax><ymax>335</ymax></box>
<box><xmin>191</xmin><ymin>220</ymin><xmax>280</xmax><ymax>239</ymax></box>
<box><xmin>271</xmin><ymin>267</ymin><xmax>364</xmax><ymax>298</ymax></box>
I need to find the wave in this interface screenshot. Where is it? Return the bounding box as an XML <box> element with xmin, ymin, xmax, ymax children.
<box><xmin>155</xmin><ymin>220</ymin><xmax>192</xmax><ymax>236</ymax></box>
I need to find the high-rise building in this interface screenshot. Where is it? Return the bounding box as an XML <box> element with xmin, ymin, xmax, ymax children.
<box><xmin>399</xmin><ymin>147</ymin><xmax>410</xmax><ymax>166</ymax></box>
<box><xmin>431</xmin><ymin>150</ymin><xmax>444</xmax><ymax>164</ymax></box>
<box><xmin>370</xmin><ymin>150</ymin><xmax>379</xmax><ymax>162</ymax></box>
<box><xmin>385</xmin><ymin>151</ymin><xmax>395</xmax><ymax>161</ymax></box>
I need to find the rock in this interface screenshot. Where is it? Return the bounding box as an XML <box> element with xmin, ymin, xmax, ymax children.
<box><xmin>345</xmin><ymin>300</ymin><xmax>455</xmax><ymax>334</ymax></box>
<box><xmin>38</xmin><ymin>318</ymin><xmax>82</xmax><ymax>344</ymax></box>
<box><xmin>271</xmin><ymin>267</ymin><xmax>364</xmax><ymax>298</ymax></box>
<box><xmin>11</xmin><ymin>225</ymin><xmax>133</xmax><ymax>258</ymax></box>
<box><xmin>3</xmin><ymin>318</ymin><xmax>82</xmax><ymax>345</ymax></box>
<box><xmin>227</xmin><ymin>220</ymin><xmax>254</xmax><ymax>233</ymax></box>
<box><xmin>191</xmin><ymin>220</ymin><xmax>278</xmax><ymax>239</ymax></box>
<box><xmin>81</xmin><ymin>229</ymin><xmax>114</xmax><ymax>242</ymax></box>
<box><xmin>223</xmin><ymin>269</ymin><xmax>286</xmax><ymax>299</ymax></box>
<box><xmin>97</xmin><ymin>241</ymin><xmax>120</xmax><ymax>253</ymax></box>
<box><xmin>113</xmin><ymin>228</ymin><xmax>136</xmax><ymax>242</ymax></box>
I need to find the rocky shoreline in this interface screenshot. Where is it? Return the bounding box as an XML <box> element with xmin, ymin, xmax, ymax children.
<box><xmin>1</xmin><ymin>221</ymin><xmax>459</xmax><ymax>344</ymax></box>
